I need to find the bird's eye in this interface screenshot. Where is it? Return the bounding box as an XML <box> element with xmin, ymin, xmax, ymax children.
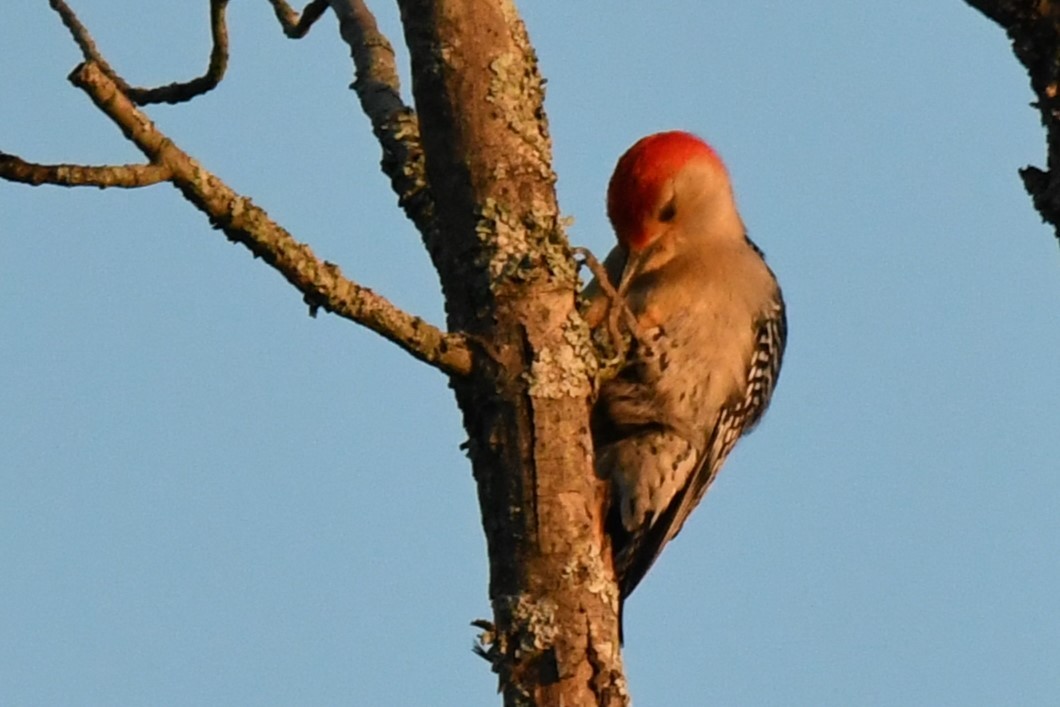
<box><xmin>658</xmin><ymin>199</ymin><xmax>676</xmax><ymax>223</ymax></box>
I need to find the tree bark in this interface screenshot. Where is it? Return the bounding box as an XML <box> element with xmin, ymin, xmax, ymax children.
<box><xmin>396</xmin><ymin>1</ymin><xmax>627</xmax><ymax>703</ymax></box>
<box><xmin>967</xmin><ymin>0</ymin><xmax>1060</xmax><ymax>245</ymax></box>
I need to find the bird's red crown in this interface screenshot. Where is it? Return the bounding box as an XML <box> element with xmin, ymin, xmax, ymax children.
<box><xmin>607</xmin><ymin>131</ymin><xmax>726</xmax><ymax>251</ymax></box>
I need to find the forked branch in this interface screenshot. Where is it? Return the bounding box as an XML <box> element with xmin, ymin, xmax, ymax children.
<box><xmin>268</xmin><ymin>0</ymin><xmax>331</xmax><ymax>38</ymax></box>
<box><xmin>63</xmin><ymin>60</ymin><xmax>471</xmax><ymax>375</ymax></box>
<box><xmin>2</xmin><ymin>2</ymin><xmax>471</xmax><ymax>375</ymax></box>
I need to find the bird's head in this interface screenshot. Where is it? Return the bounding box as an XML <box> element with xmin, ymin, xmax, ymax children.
<box><xmin>606</xmin><ymin>131</ymin><xmax>740</xmax><ymax>253</ymax></box>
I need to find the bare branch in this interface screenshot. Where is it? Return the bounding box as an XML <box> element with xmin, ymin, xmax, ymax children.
<box><xmin>49</xmin><ymin>0</ymin><xmax>130</xmax><ymax>92</ymax></box>
<box><xmin>126</xmin><ymin>0</ymin><xmax>231</xmax><ymax>104</ymax></box>
<box><xmin>49</xmin><ymin>0</ymin><xmax>231</xmax><ymax>105</ymax></box>
<box><xmin>0</xmin><ymin>152</ymin><xmax>170</xmax><ymax>188</ymax></box>
<box><xmin>269</xmin><ymin>0</ymin><xmax>439</xmax><ymax>246</ymax></box>
<box><xmin>268</xmin><ymin>0</ymin><xmax>330</xmax><ymax>38</ymax></box>
<box><xmin>330</xmin><ymin>0</ymin><xmax>441</xmax><ymax>254</ymax></box>
<box><xmin>65</xmin><ymin>60</ymin><xmax>472</xmax><ymax>376</ymax></box>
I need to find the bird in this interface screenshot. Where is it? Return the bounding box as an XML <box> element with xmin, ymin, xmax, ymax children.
<box><xmin>584</xmin><ymin>131</ymin><xmax>787</xmax><ymax>632</ymax></box>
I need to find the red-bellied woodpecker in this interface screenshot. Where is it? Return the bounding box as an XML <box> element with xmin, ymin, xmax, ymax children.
<box><xmin>585</xmin><ymin>131</ymin><xmax>786</xmax><ymax>629</ymax></box>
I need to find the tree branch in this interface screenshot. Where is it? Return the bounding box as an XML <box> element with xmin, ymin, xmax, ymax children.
<box><xmin>61</xmin><ymin>60</ymin><xmax>471</xmax><ymax>376</ymax></box>
<box><xmin>274</xmin><ymin>0</ymin><xmax>443</xmax><ymax>264</ymax></box>
<box><xmin>50</xmin><ymin>0</ymin><xmax>230</xmax><ymax>105</ymax></box>
<box><xmin>268</xmin><ymin>0</ymin><xmax>331</xmax><ymax>38</ymax></box>
<box><xmin>966</xmin><ymin>0</ymin><xmax>1060</xmax><ymax>245</ymax></box>
<box><xmin>0</xmin><ymin>152</ymin><xmax>170</xmax><ymax>188</ymax></box>
<box><xmin>329</xmin><ymin>0</ymin><xmax>442</xmax><ymax>257</ymax></box>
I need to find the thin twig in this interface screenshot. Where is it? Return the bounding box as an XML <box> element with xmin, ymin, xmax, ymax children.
<box><xmin>0</xmin><ymin>152</ymin><xmax>170</xmax><ymax>188</ymax></box>
<box><xmin>49</xmin><ymin>0</ymin><xmax>231</xmax><ymax>105</ymax></box>
<box><xmin>65</xmin><ymin>60</ymin><xmax>472</xmax><ymax>376</ymax></box>
<box><xmin>268</xmin><ymin>0</ymin><xmax>330</xmax><ymax>38</ymax></box>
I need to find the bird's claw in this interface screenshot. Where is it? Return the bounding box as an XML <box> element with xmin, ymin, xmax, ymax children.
<box><xmin>573</xmin><ymin>246</ymin><xmax>640</xmax><ymax>359</ymax></box>
<box><xmin>471</xmin><ymin>618</ymin><xmax>500</xmax><ymax>665</ymax></box>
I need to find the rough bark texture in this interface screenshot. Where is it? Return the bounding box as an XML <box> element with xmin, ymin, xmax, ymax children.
<box><xmin>397</xmin><ymin>1</ymin><xmax>627</xmax><ymax>704</ymax></box>
<box><xmin>968</xmin><ymin>0</ymin><xmax>1060</xmax><ymax>245</ymax></box>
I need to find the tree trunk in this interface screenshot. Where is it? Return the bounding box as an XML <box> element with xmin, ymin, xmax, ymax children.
<box><xmin>397</xmin><ymin>1</ymin><xmax>627</xmax><ymax>703</ymax></box>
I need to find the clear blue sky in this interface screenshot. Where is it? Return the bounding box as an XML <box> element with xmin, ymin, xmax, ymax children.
<box><xmin>2</xmin><ymin>2</ymin><xmax>1058</xmax><ymax>705</ymax></box>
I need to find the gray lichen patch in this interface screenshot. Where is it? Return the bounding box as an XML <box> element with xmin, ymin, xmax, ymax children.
<box><xmin>384</xmin><ymin>109</ymin><xmax>429</xmax><ymax>186</ymax></box>
<box><xmin>526</xmin><ymin>311</ymin><xmax>595</xmax><ymax>399</ymax></box>
<box><xmin>476</xmin><ymin>197</ymin><xmax>534</xmax><ymax>282</ymax></box>
<box><xmin>527</xmin><ymin>344</ymin><xmax>591</xmax><ymax>399</ymax></box>
<box><xmin>496</xmin><ymin>593</ymin><xmax>559</xmax><ymax>655</ymax></box>
<box><xmin>562</xmin><ymin>540</ymin><xmax>620</xmax><ymax>613</ymax></box>
<box><xmin>474</xmin><ymin>197</ymin><xmax>578</xmax><ymax>296</ymax></box>
<box><xmin>486</xmin><ymin>48</ymin><xmax>553</xmax><ymax>183</ymax></box>
<box><xmin>537</xmin><ymin>216</ymin><xmax>577</xmax><ymax>283</ymax></box>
